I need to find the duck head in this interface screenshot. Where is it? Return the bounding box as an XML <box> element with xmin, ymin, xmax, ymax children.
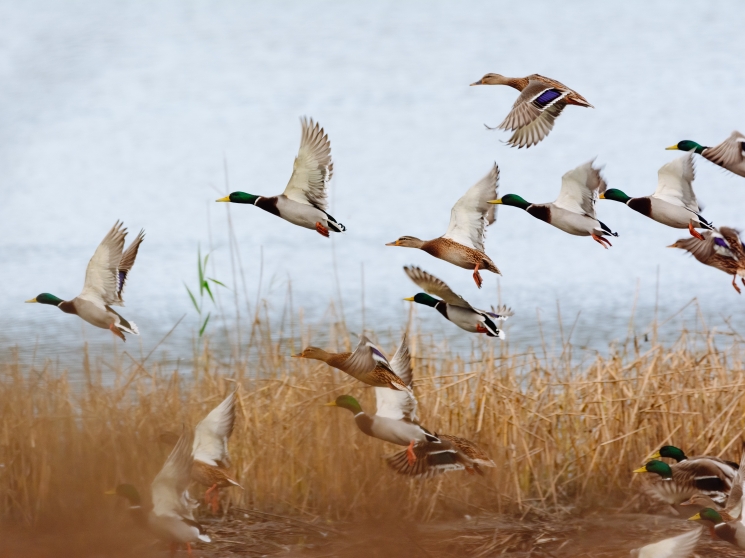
<box><xmin>293</xmin><ymin>347</ymin><xmax>331</xmax><ymax>362</ymax></box>
<box><xmin>325</xmin><ymin>395</ymin><xmax>363</xmax><ymax>414</ymax></box>
<box><xmin>25</xmin><ymin>293</ymin><xmax>63</xmax><ymax>306</ymax></box>
<box><xmin>386</xmin><ymin>236</ymin><xmax>425</xmax><ymax>248</ymax></box>
<box><xmin>666</xmin><ymin>140</ymin><xmax>707</xmax><ymax>154</ymax></box>
<box><xmin>488</xmin><ymin>194</ymin><xmax>531</xmax><ymax>211</ymax></box>
<box><xmin>633</xmin><ymin>460</ymin><xmax>672</xmax><ymax>479</ymax></box>
<box><xmin>470</xmin><ymin>73</ymin><xmax>509</xmax><ymax>86</ymax></box>
<box><xmin>599</xmin><ymin>188</ymin><xmax>632</xmax><ymax>203</ymax></box>
<box><xmin>651</xmin><ymin>445</ymin><xmax>687</xmax><ymax>462</ymax></box>
<box><xmin>216</xmin><ymin>192</ymin><xmax>260</xmax><ymax>204</ymax></box>
<box><xmin>404</xmin><ymin>293</ymin><xmax>439</xmax><ymax>308</ymax></box>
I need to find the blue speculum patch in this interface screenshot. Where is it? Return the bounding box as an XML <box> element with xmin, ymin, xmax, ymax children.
<box><xmin>534</xmin><ymin>89</ymin><xmax>562</xmax><ymax>107</ymax></box>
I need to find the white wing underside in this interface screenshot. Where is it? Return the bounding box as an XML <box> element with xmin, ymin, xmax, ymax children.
<box><xmin>193</xmin><ymin>392</ymin><xmax>236</xmax><ymax>467</ymax></box>
<box><xmin>553</xmin><ymin>160</ymin><xmax>604</xmax><ymax>217</ymax></box>
<box><xmin>78</xmin><ymin>222</ymin><xmax>127</xmax><ymax>307</ymax></box>
<box><xmin>282</xmin><ymin>117</ymin><xmax>333</xmax><ymax>211</ymax></box>
<box><xmin>441</xmin><ymin>163</ymin><xmax>499</xmax><ymax>252</ymax></box>
<box><xmin>375</xmin><ymin>335</ymin><xmax>418</xmax><ymax>421</ymax></box>
<box><xmin>151</xmin><ymin>429</ymin><xmax>195</xmax><ymax>518</ymax></box>
<box><xmin>653</xmin><ymin>154</ymin><xmax>700</xmax><ymax>212</ymax></box>
<box><xmin>636</xmin><ymin>527</ymin><xmax>701</xmax><ymax>558</ymax></box>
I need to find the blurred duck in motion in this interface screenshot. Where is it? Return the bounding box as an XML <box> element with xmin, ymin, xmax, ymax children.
<box><xmin>667</xmin><ymin>131</ymin><xmax>745</xmax><ymax>177</ymax></box>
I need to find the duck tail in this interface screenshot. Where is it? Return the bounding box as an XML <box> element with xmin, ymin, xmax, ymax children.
<box><xmin>385</xmin><ymin>442</ymin><xmax>464</xmax><ymax>479</ymax></box>
<box><xmin>324</xmin><ymin>212</ymin><xmax>346</xmax><ymax>233</ymax></box>
<box><xmin>598</xmin><ymin>219</ymin><xmax>619</xmax><ymax>237</ymax></box>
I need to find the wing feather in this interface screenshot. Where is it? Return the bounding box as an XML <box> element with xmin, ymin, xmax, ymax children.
<box><xmin>403</xmin><ymin>266</ymin><xmax>472</xmax><ymax>309</ymax></box>
<box><xmin>653</xmin><ymin>154</ymin><xmax>699</xmax><ymax>212</ymax></box>
<box><xmin>553</xmin><ymin>160</ymin><xmax>604</xmax><ymax>217</ymax></box>
<box><xmin>441</xmin><ymin>164</ymin><xmax>499</xmax><ymax>252</ymax></box>
<box><xmin>282</xmin><ymin>117</ymin><xmax>333</xmax><ymax>210</ymax></box>
<box><xmin>341</xmin><ymin>335</ymin><xmax>397</xmax><ymax>377</ymax></box>
<box><xmin>151</xmin><ymin>428</ymin><xmax>194</xmax><ymax>518</ymax></box>
<box><xmin>635</xmin><ymin>527</ymin><xmax>701</xmax><ymax>558</ymax></box>
<box><xmin>78</xmin><ymin>222</ymin><xmax>127</xmax><ymax>306</ymax></box>
<box><xmin>192</xmin><ymin>392</ymin><xmax>236</xmax><ymax>467</ymax></box>
<box><xmin>114</xmin><ymin>229</ymin><xmax>144</xmax><ymax>305</ymax></box>
<box><xmin>704</xmin><ymin>131</ymin><xmax>745</xmax><ymax>169</ymax></box>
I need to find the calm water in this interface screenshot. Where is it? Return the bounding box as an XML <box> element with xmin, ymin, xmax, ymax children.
<box><xmin>1</xmin><ymin>1</ymin><xmax>744</xmax><ymax>365</ymax></box>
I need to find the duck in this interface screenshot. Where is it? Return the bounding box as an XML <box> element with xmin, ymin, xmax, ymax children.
<box><xmin>107</xmin><ymin>429</ymin><xmax>210</xmax><ymax>556</ymax></box>
<box><xmin>599</xmin><ymin>154</ymin><xmax>713</xmax><ymax>240</ymax></box>
<box><xmin>470</xmin><ymin>73</ymin><xmax>593</xmax><ymax>148</ymax></box>
<box><xmin>192</xmin><ymin>391</ymin><xmax>242</xmax><ymax>514</ymax></box>
<box><xmin>650</xmin><ymin>445</ymin><xmax>740</xmax><ymax>471</ymax></box>
<box><xmin>402</xmin><ymin>265</ymin><xmax>513</xmax><ymax>338</ymax></box>
<box><xmin>216</xmin><ymin>117</ymin><xmax>345</xmax><ymax>237</ymax></box>
<box><xmin>326</xmin><ymin>335</ymin><xmax>494</xmax><ymax>478</ymax></box>
<box><xmin>294</xmin><ymin>335</ymin><xmax>412</xmax><ymax>394</ymax></box>
<box><xmin>386</xmin><ymin>163</ymin><xmax>500</xmax><ymax>288</ymax></box>
<box><xmin>688</xmin><ymin>447</ymin><xmax>745</xmax><ymax>549</ymax></box>
<box><xmin>633</xmin><ymin>458</ymin><xmax>735</xmax><ymax>513</ymax></box>
<box><xmin>667</xmin><ymin>131</ymin><xmax>745</xmax><ymax>177</ymax></box>
<box><xmin>488</xmin><ymin>160</ymin><xmax>618</xmax><ymax>247</ymax></box>
<box><xmin>668</xmin><ymin>227</ymin><xmax>745</xmax><ymax>293</ymax></box>
<box><xmin>629</xmin><ymin>527</ymin><xmax>702</xmax><ymax>558</ymax></box>
<box><xmin>25</xmin><ymin>221</ymin><xmax>144</xmax><ymax>341</ymax></box>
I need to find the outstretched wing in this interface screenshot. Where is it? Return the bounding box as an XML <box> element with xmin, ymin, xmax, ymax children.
<box><xmin>151</xmin><ymin>428</ymin><xmax>194</xmax><ymax>518</ymax></box>
<box><xmin>342</xmin><ymin>335</ymin><xmax>397</xmax><ymax>377</ymax></box>
<box><xmin>653</xmin><ymin>154</ymin><xmax>699</xmax><ymax>212</ymax></box>
<box><xmin>634</xmin><ymin>527</ymin><xmax>701</xmax><ymax>558</ymax></box>
<box><xmin>193</xmin><ymin>392</ymin><xmax>236</xmax><ymax>467</ymax></box>
<box><xmin>704</xmin><ymin>131</ymin><xmax>745</xmax><ymax>169</ymax></box>
<box><xmin>726</xmin><ymin>442</ymin><xmax>745</xmax><ymax>518</ymax></box>
<box><xmin>376</xmin><ymin>333</ymin><xmax>420</xmax><ymax>422</ymax></box>
<box><xmin>553</xmin><ymin>160</ymin><xmax>604</xmax><ymax>217</ymax></box>
<box><xmin>78</xmin><ymin>221</ymin><xmax>127</xmax><ymax>306</ymax></box>
<box><xmin>403</xmin><ymin>266</ymin><xmax>472</xmax><ymax>309</ymax></box>
<box><xmin>114</xmin><ymin>229</ymin><xmax>144</xmax><ymax>305</ymax></box>
<box><xmin>441</xmin><ymin>164</ymin><xmax>499</xmax><ymax>252</ymax></box>
<box><xmin>498</xmin><ymin>79</ymin><xmax>569</xmax><ymax>149</ymax></box>
<box><xmin>282</xmin><ymin>117</ymin><xmax>333</xmax><ymax>211</ymax></box>
<box><xmin>486</xmin><ymin>304</ymin><xmax>514</xmax><ymax>321</ymax></box>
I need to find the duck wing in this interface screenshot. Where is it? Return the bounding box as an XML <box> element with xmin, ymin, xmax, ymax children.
<box><xmin>441</xmin><ymin>163</ymin><xmax>499</xmax><ymax>252</ymax></box>
<box><xmin>376</xmin><ymin>334</ymin><xmax>419</xmax><ymax>422</ymax></box>
<box><xmin>725</xmin><ymin>443</ymin><xmax>745</xmax><ymax>518</ymax></box>
<box><xmin>633</xmin><ymin>527</ymin><xmax>701</xmax><ymax>558</ymax></box>
<box><xmin>653</xmin><ymin>154</ymin><xmax>700</xmax><ymax>212</ymax></box>
<box><xmin>151</xmin><ymin>428</ymin><xmax>195</xmax><ymax>518</ymax></box>
<box><xmin>115</xmin><ymin>229</ymin><xmax>145</xmax><ymax>305</ymax></box>
<box><xmin>341</xmin><ymin>335</ymin><xmax>398</xmax><ymax>377</ymax></box>
<box><xmin>282</xmin><ymin>117</ymin><xmax>333</xmax><ymax>211</ymax></box>
<box><xmin>78</xmin><ymin>221</ymin><xmax>127</xmax><ymax>307</ymax></box>
<box><xmin>553</xmin><ymin>160</ymin><xmax>605</xmax><ymax>218</ymax></box>
<box><xmin>403</xmin><ymin>266</ymin><xmax>473</xmax><ymax>309</ymax></box>
<box><xmin>704</xmin><ymin>131</ymin><xmax>745</xmax><ymax>170</ymax></box>
<box><xmin>498</xmin><ymin>79</ymin><xmax>568</xmax><ymax>149</ymax></box>
<box><xmin>193</xmin><ymin>392</ymin><xmax>236</xmax><ymax>468</ymax></box>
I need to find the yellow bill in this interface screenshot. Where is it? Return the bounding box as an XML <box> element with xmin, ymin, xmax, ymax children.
<box><xmin>216</xmin><ymin>196</ymin><xmax>230</xmax><ymax>202</ymax></box>
<box><xmin>688</xmin><ymin>512</ymin><xmax>702</xmax><ymax>521</ymax></box>
<box><xmin>632</xmin><ymin>466</ymin><xmax>648</xmax><ymax>473</ymax></box>
<box><xmin>25</xmin><ymin>298</ymin><xmax>37</xmax><ymax>303</ymax></box>
<box><xmin>665</xmin><ymin>145</ymin><xmax>679</xmax><ymax>150</ymax></box>
<box><xmin>487</xmin><ymin>198</ymin><xmax>503</xmax><ymax>205</ymax></box>
<box><xmin>403</xmin><ymin>297</ymin><xmax>415</xmax><ymax>301</ymax></box>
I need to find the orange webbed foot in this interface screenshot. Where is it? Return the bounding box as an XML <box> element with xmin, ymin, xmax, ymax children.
<box><xmin>109</xmin><ymin>323</ymin><xmax>126</xmax><ymax>341</ymax></box>
<box><xmin>472</xmin><ymin>263</ymin><xmax>483</xmax><ymax>289</ymax></box>
<box><xmin>315</xmin><ymin>222</ymin><xmax>330</xmax><ymax>238</ymax></box>
<box><xmin>591</xmin><ymin>234</ymin><xmax>611</xmax><ymax>248</ymax></box>
<box><xmin>406</xmin><ymin>441</ymin><xmax>417</xmax><ymax>467</ymax></box>
<box><xmin>689</xmin><ymin>222</ymin><xmax>705</xmax><ymax>241</ymax></box>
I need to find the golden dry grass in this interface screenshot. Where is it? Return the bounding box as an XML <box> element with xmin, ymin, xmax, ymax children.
<box><xmin>1</xmin><ymin>305</ymin><xmax>745</xmax><ymax>532</ymax></box>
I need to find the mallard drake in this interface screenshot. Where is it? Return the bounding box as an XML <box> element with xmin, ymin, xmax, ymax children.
<box><xmin>386</xmin><ymin>163</ymin><xmax>500</xmax><ymax>288</ymax></box>
<box><xmin>26</xmin><ymin>221</ymin><xmax>144</xmax><ymax>341</ymax></box>
<box><xmin>488</xmin><ymin>160</ymin><xmax>618</xmax><ymax>247</ymax></box>
<box><xmin>108</xmin><ymin>429</ymin><xmax>210</xmax><ymax>556</ymax></box>
<box><xmin>667</xmin><ymin>131</ymin><xmax>745</xmax><ymax>177</ymax></box>
<box><xmin>629</xmin><ymin>527</ymin><xmax>702</xmax><ymax>558</ymax></box>
<box><xmin>403</xmin><ymin>266</ymin><xmax>512</xmax><ymax>338</ymax></box>
<box><xmin>470</xmin><ymin>73</ymin><xmax>593</xmax><ymax>148</ymax></box>
<box><xmin>633</xmin><ymin>458</ymin><xmax>735</xmax><ymax>513</ymax></box>
<box><xmin>192</xmin><ymin>391</ymin><xmax>242</xmax><ymax>514</ymax></box>
<box><xmin>216</xmin><ymin>117</ymin><xmax>345</xmax><ymax>237</ymax></box>
<box><xmin>651</xmin><ymin>445</ymin><xmax>740</xmax><ymax>471</ymax></box>
<box><xmin>327</xmin><ymin>335</ymin><xmax>493</xmax><ymax>478</ymax></box>
<box><xmin>689</xmin><ymin>447</ymin><xmax>745</xmax><ymax>549</ymax></box>
<box><xmin>668</xmin><ymin>227</ymin><xmax>745</xmax><ymax>293</ymax></box>
<box><xmin>600</xmin><ymin>154</ymin><xmax>713</xmax><ymax>240</ymax></box>
<box><xmin>294</xmin><ymin>335</ymin><xmax>412</xmax><ymax>394</ymax></box>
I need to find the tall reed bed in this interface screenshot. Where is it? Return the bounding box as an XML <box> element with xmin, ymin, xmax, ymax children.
<box><xmin>1</xmin><ymin>306</ymin><xmax>744</xmax><ymax>528</ymax></box>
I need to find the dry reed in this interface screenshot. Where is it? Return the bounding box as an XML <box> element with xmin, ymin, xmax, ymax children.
<box><xmin>1</xmin><ymin>303</ymin><xmax>744</xmax><ymax>533</ymax></box>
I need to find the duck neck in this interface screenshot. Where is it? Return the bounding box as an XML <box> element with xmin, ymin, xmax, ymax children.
<box><xmin>353</xmin><ymin>412</ymin><xmax>375</xmax><ymax>437</ymax></box>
